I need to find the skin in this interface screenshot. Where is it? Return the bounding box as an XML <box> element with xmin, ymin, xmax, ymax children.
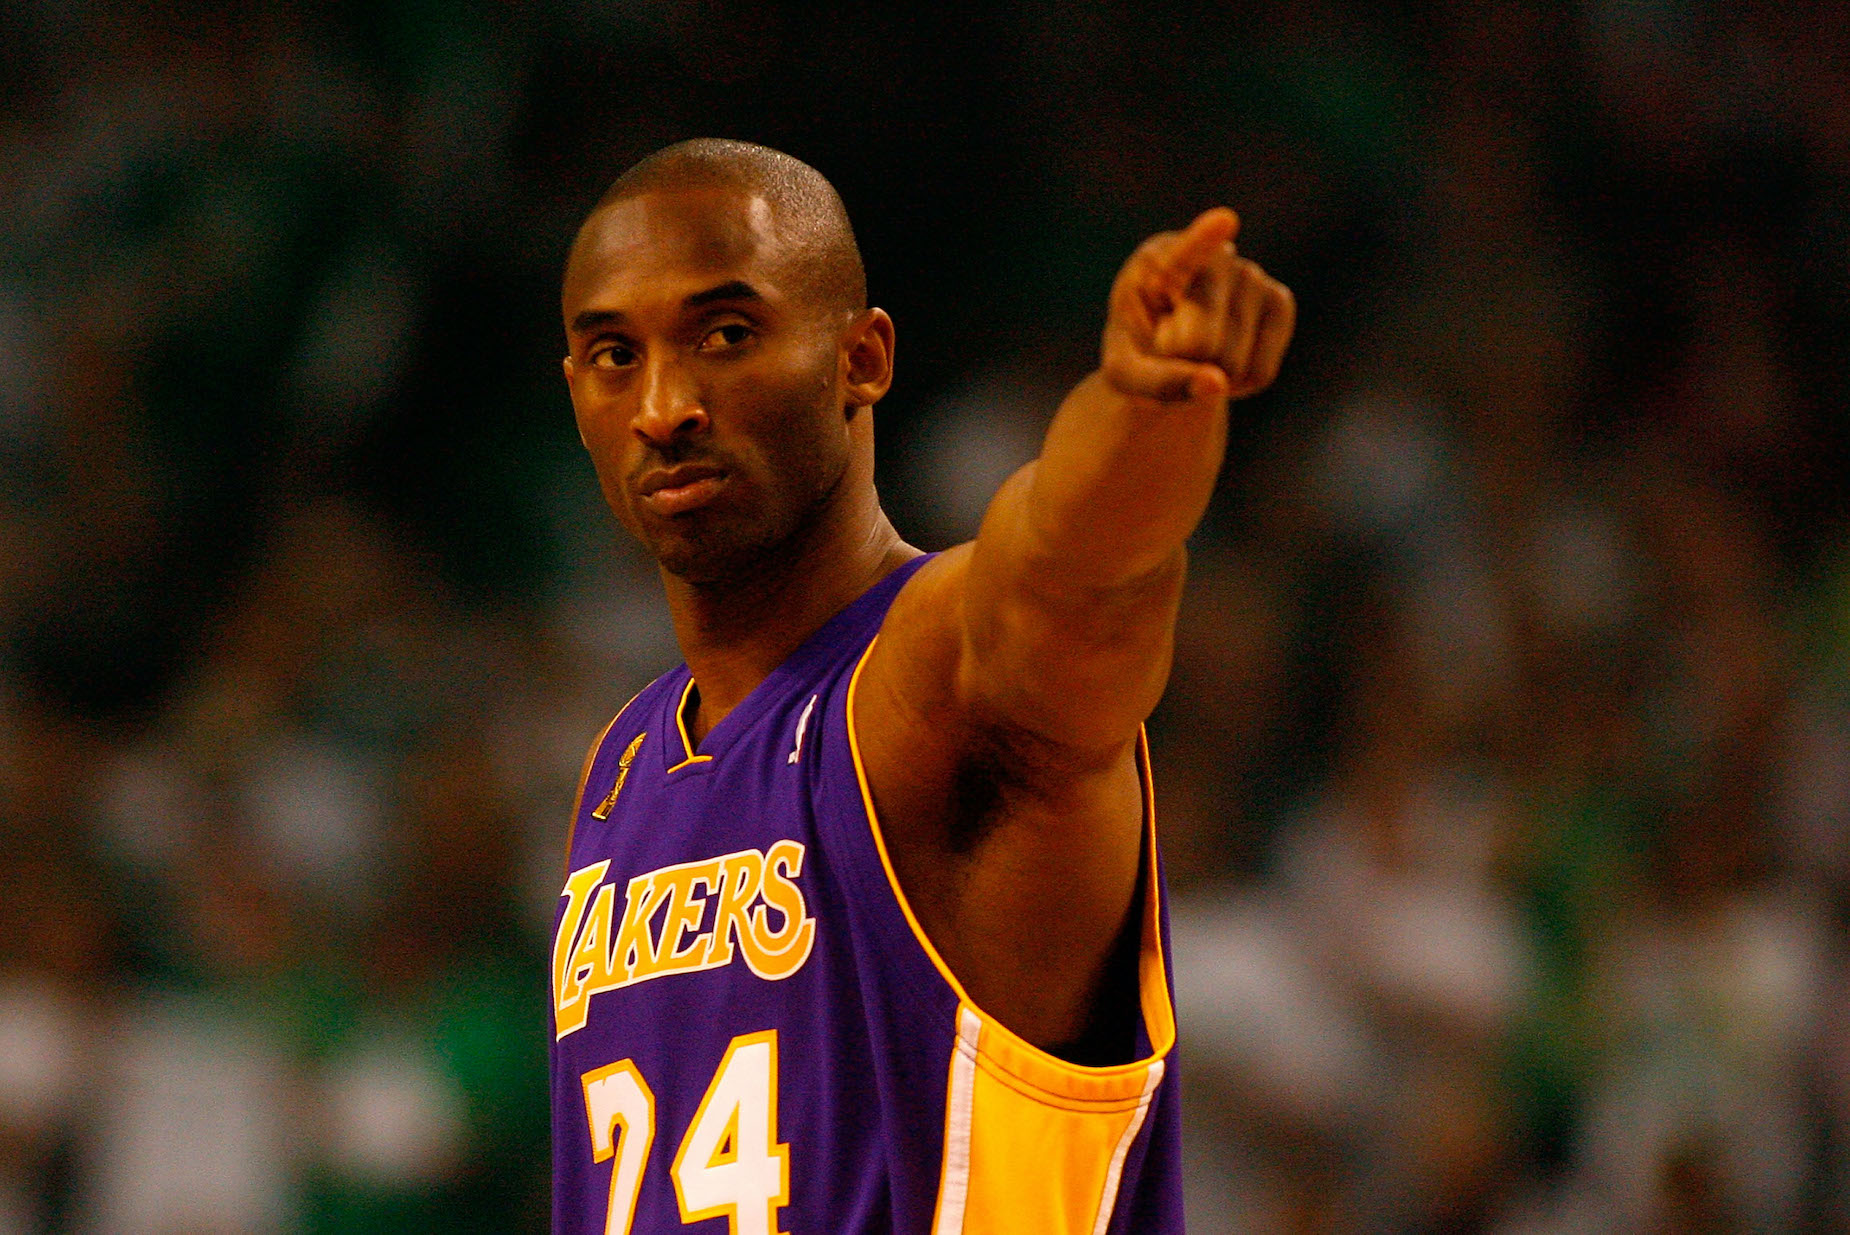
<box><xmin>563</xmin><ymin>183</ymin><xmax>1294</xmax><ymax>1053</ymax></box>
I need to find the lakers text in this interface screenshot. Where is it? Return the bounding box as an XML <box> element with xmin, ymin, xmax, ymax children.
<box><xmin>552</xmin><ymin>840</ymin><xmax>817</xmax><ymax>1038</ymax></box>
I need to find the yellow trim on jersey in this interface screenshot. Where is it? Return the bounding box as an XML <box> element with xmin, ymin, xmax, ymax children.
<box><xmin>936</xmin><ymin>1006</ymin><xmax>1166</xmax><ymax>1235</ymax></box>
<box><xmin>843</xmin><ymin>636</ymin><xmax>1177</xmax><ymax>1065</ymax></box>
<box><xmin>844</xmin><ymin>637</ymin><xmax>1176</xmax><ymax>1234</ymax></box>
<box><xmin>668</xmin><ymin>677</ymin><xmax>716</xmax><ymax>773</ymax></box>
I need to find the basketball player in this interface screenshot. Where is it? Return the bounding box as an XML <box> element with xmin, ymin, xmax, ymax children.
<box><xmin>552</xmin><ymin>139</ymin><xmax>1293</xmax><ymax>1234</ymax></box>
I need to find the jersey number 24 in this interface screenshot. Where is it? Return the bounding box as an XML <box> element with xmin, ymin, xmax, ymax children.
<box><xmin>581</xmin><ymin>1030</ymin><xmax>789</xmax><ymax>1235</ymax></box>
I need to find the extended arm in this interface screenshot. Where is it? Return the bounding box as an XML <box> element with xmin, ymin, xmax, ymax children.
<box><xmin>962</xmin><ymin>208</ymin><xmax>1293</xmax><ymax>751</ymax></box>
<box><xmin>855</xmin><ymin>209</ymin><xmax>1294</xmax><ymax>1050</ymax></box>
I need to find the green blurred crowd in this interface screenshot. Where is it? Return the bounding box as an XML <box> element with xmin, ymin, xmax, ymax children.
<box><xmin>2</xmin><ymin>1</ymin><xmax>1849</xmax><ymax>1231</ymax></box>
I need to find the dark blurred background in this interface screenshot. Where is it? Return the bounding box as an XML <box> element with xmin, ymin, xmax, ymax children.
<box><xmin>4</xmin><ymin>0</ymin><xmax>1850</xmax><ymax>1230</ymax></box>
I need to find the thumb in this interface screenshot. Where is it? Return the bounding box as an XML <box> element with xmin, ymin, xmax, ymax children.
<box><xmin>1104</xmin><ymin>329</ymin><xmax>1230</xmax><ymax>402</ymax></box>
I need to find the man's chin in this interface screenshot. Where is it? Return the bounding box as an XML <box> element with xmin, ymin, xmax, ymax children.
<box><xmin>647</xmin><ymin>528</ymin><xmax>775</xmax><ymax>587</ymax></box>
<box><xmin>632</xmin><ymin>492</ymin><xmax>823</xmax><ymax>588</ymax></box>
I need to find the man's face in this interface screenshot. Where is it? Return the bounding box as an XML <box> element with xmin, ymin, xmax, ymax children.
<box><xmin>562</xmin><ymin>186</ymin><xmax>852</xmax><ymax>583</ymax></box>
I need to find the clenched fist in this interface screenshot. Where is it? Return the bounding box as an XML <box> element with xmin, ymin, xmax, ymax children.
<box><xmin>1102</xmin><ymin>207</ymin><xmax>1295</xmax><ymax>404</ymax></box>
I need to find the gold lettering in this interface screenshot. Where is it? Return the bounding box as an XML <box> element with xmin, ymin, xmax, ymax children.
<box><xmin>703</xmin><ymin>849</ymin><xmax>765</xmax><ymax>968</ymax></box>
<box><xmin>743</xmin><ymin>839</ymin><xmax>816</xmax><ymax>980</ymax></box>
<box><xmin>552</xmin><ymin>842</ymin><xmax>816</xmax><ymax>1040</ymax></box>
<box><xmin>553</xmin><ymin>861</ymin><xmax>611</xmax><ymax>1022</ymax></box>
<box><xmin>610</xmin><ymin>870</ymin><xmax>667</xmax><ymax>984</ymax></box>
<box><xmin>568</xmin><ymin>885</ymin><xmax>617</xmax><ymax>991</ymax></box>
<box><xmin>642</xmin><ymin>859</ymin><xmax>723</xmax><ymax>980</ymax></box>
<box><xmin>556</xmin><ymin>883</ymin><xmax>617</xmax><ymax>1037</ymax></box>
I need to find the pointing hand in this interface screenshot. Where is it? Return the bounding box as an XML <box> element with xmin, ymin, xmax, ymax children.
<box><xmin>1101</xmin><ymin>207</ymin><xmax>1296</xmax><ymax>405</ymax></box>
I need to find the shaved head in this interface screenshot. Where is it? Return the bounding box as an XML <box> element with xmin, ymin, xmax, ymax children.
<box><xmin>569</xmin><ymin>139</ymin><xmax>866</xmax><ymax>317</ymax></box>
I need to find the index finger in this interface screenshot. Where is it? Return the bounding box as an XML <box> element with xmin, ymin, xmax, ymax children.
<box><xmin>1156</xmin><ymin>207</ymin><xmax>1240</xmax><ymax>286</ymax></box>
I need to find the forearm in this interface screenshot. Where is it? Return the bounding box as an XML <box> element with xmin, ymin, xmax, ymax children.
<box><xmin>961</xmin><ymin>416</ymin><xmax>1199</xmax><ymax>754</ymax></box>
<box><xmin>1021</xmin><ymin>370</ymin><xmax>1229</xmax><ymax>588</ymax></box>
<box><xmin>1009</xmin><ymin>208</ymin><xmax>1290</xmax><ymax>590</ymax></box>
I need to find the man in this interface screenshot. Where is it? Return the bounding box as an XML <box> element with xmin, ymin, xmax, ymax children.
<box><xmin>552</xmin><ymin>138</ymin><xmax>1293</xmax><ymax>1234</ymax></box>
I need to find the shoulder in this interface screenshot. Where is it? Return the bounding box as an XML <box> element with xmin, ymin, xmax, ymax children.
<box><xmin>867</xmin><ymin>541</ymin><xmax>1111</xmax><ymax>777</ymax></box>
<box><xmin>864</xmin><ymin>545</ymin><xmax>971</xmax><ymax>707</ymax></box>
<box><xmin>597</xmin><ymin>668</ymin><xmax>686</xmax><ymax>744</ymax></box>
<box><xmin>567</xmin><ymin>669</ymin><xmax>684</xmax><ymax>815</ymax></box>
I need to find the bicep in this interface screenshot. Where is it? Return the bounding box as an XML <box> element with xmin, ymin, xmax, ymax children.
<box><xmin>859</xmin><ymin>492</ymin><xmax>1183</xmax><ymax>777</ymax></box>
<box><xmin>959</xmin><ymin>462</ymin><xmax>1187</xmax><ymax>757</ymax></box>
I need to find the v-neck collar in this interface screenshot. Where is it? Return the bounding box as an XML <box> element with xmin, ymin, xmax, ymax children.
<box><xmin>659</xmin><ymin>554</ymin><xmax>931</xmax><ymax>775</ymax></box>
<box><xmin>665</xmin><ymin>677</ymin><xmax>715</xmax><ymax>774</ymax></box>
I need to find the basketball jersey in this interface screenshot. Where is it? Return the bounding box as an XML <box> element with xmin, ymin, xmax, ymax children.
<box><xmin>550</xmin><ymin>556</ymin><xmax>1185</xmax><ymax>1233</ymax></box>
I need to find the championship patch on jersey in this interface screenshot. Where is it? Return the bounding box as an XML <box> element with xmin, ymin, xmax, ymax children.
<box><xmin>552</xmin><ymin>840</ymin><xmax>817</xmax><ymax>1038</ymax></box>
<box><xmin>590</xmin><ymin>731</ymin><xmax>646</xmax><ymax>819</ymax></box>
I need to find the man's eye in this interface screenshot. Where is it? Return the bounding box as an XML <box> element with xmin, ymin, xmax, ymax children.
<box><xmin>591</xmin><ymin>343</ymin><xmax>635</xmax><ymax>368</ymax></box>
<box><xmin>701</xmin><ymin>323</ymin><xmax>752</xmax><ymax>349</ymax></box>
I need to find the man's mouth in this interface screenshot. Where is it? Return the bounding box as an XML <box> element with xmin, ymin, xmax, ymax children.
<box><xmin>638</xmin><ymin>464</ymin><xmax>728</xmax><ymax>515</ymax></box>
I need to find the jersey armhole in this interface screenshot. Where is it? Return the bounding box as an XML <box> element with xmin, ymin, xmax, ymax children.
<box><xmin>843</xmin><ymin>635</ymin><xmax>1177</xmax><ymax>1084</ymax></box>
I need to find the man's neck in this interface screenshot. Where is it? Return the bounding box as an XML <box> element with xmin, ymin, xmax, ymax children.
<box><xmin>662</xmin><ymin>499</ymin><xmax>917</xmax><ymax>745</ymax></box>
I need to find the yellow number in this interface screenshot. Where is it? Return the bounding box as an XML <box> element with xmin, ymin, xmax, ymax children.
<box><xmin>581</xmin><ymin>1031</ymin><xmax>788</xmax><ymax>1235</ymax></box>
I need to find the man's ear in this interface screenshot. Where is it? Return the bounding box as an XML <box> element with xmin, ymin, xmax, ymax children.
<box><xmin>563</xmin><ymin>356</ymin><xmax>588</xmax><ymax>447</ymax></box>
<box><xmin>841</xmin><ymin>308</ymin><xmax>895</xmax><ymax>414</ymax></box>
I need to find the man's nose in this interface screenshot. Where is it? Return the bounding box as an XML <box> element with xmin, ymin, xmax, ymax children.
<box><xmin>633</xmin><ymin>355</ymin><xmax>710</xmax><ymax>444</ymax></box>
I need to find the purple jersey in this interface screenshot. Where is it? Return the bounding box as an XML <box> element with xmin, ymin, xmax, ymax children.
<box><xmin>550</xmin><ymin>557</ymin><xmax>1184</xmax><ymax>1233</ymax></box>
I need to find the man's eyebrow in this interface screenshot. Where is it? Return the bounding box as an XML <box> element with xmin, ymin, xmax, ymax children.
<box><xmin>684</xmin><ymin>280</ymin><xmax>762</xmax><ymax>309</ymax></box>
<box><xmin>569</xmin><ymin>282</ymin><xmax>763</xmax><ymax>336</ymax></box>
<box><xmin>569</xmin><ymin>308</ymin><xmax>624</xmax><ymax>335</ymax></box>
